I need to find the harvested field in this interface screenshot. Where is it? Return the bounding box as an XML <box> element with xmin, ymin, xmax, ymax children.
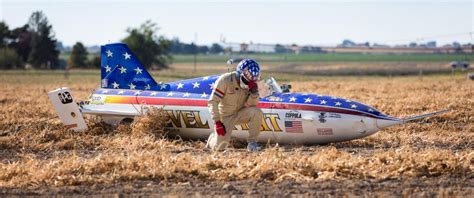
<box><xmin>0</xmin><ymin>70</ymin><xmax>472</xmax><ymax>196</ymax></box>
<box><xmin>171</xmin><ymin>62</ymin><xmax>461</xmax><ymax>76</ymax></box>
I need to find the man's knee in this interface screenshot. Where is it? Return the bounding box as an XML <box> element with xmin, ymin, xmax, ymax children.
<box><xmin>247</xmin><ymin>107</ymin><xmax>263</xmax><ymax>121</ymax></box>
<box><xmin>248</xmin><ymin>107</ymin><xmax>263</xmax><ymax>116</ymax></box>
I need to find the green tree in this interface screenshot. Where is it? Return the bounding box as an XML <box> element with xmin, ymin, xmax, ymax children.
<box><xmin>210</xmin><ymin>43</ymin><xmax>224</xmax><ymax>54</ymax></box>
<box><xmin>0</xmin><ymin>22</ymin><xmax>24</xmax><ymax>69</ymax></box>
<box><xmin>198</xmin><ymin>45</ymin><xmax>209</xmax><ymax>54</ymax></box>
<box><xmin>183</xmin><ymin>43</ymin><xmax>197</xmax><ymax>54</ymax></box>
<box><xmin>27</xmin><ymin>11</ymin><xmax>59</xmax><ymax>69</ymax></box>
<box><xmin>0</xmin><ymin>22</ymin><xmax>10</xmax><ymax>47</ymax></box>
<box><xmin>274</xmin><ymin>44</ymin><xmax>291</xmax><ymax>53</ymax></box>
<box><xmin>0</xmin><ymin>47</ymin><xmax>23</xmax><ymax>69</ymax></box>
<box><xmin>91</xmin><ymin>55</ymin><xmax>101</xmax><ymax>68</ymax></box>
<box><xmin>9</xmin><ymin>25</ymin><xmax>32</xmax><ymax>62</ymax></box>
<box><xmin>68</xmin><ymin>42</ymin><xmax>88</xmax><ymax>68</ymax></box>
<box><xmin>122</xmin><ymin>20</ymin><xmax>171</xmax><ymax>69</ymax></box>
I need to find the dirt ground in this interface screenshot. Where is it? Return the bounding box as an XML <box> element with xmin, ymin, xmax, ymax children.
<box><xmin>0</xmin><ymin>69</ymin><xmax>472</xmax><ymax>197</ymax></box>
<box><xmin>0</xmin><ymin>176</ymin><xmax>472</xmax><ymax>197</ymax></box>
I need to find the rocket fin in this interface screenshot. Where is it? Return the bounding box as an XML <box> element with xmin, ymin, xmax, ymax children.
<box><xmin>100</xmin><ymin>43</ymin><xmax>158</xmax><ymax>90</ymax></box>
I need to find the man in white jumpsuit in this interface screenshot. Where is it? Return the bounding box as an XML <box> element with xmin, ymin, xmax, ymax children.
<box><xmin>206</xmin><ymin>59</ymin><xmax>263</xmax><ymax>152</ymax></box>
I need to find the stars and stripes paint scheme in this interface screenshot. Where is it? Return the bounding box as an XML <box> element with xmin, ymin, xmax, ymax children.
<box><xmin>54</xmin><ymin>43</ymin><xmax>449</xmax><ymax>145</ymax></box>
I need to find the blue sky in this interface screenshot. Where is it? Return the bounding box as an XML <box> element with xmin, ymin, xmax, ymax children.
<box><xmin>1</xmin><ymin>0</ymin><xmax>472</xmax><ymax>46</ymax></box>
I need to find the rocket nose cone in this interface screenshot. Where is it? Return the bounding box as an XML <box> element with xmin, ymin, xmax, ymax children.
<box><xmin>376</xmin><ymin>118</ymin><xmax>402</xmax><ymax>129</ymax></box>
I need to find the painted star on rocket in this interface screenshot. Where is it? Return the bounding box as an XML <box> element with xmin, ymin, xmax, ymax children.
<box><xmin>112</xmin><ymin>82</ymin><xmax>120</xmax><ymax>89</ymax></box>
<box><xmin>119</xmin><ymin>66</ymin><xmax>127</xmax><ymax>74</ymax></box>
<box><xmin>134</xmin><ymin>67</ymin><xmax>143</xmax><ymax>74</ymax></box>
<box><xmin>192</xmin><ymin>82</ymin><xmax>200</xmax><ymax>88</ymax></box>
<box><xmin>104</xmin><ymin>65</ymin><xmax>112</xmax><ymax>72</ymax></box>
<box><xmin>177</xmin><ymin>83</ymin><xmax>184</xmax><ymax>89</ymax></box>
<box><xmin>106</xmin><ymin>49</ymin><xmax>113</xmax><ymax>57</ymax></box>
<box><xmin>123</xmin><ymin>52</ymin><xmax>131</xmax><ymax>60</ymax></box>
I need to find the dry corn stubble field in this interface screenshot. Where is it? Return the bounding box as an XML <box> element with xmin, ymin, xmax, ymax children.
<box><xmin>0</xmin><ymin>69</ymin><xmax>472</xmax><ymax>196</ymax></box>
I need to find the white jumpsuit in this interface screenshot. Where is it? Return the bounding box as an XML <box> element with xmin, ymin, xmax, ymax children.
<box><xmin>206</xmin><ymin>72</ymin><xmax>263</xmax><ymax>150</ymax></box>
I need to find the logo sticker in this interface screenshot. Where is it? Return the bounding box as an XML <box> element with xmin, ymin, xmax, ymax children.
<box><xmin>133</xmin><ymin>77</ymin><xmax>151</xmax><ymax>82</ymax></box>
<box><xmin>90</xmin><ymin>95</ymin><xmax>106</xmax><ymax>105</ymax></box>
<box><xmin>267</xmin><ymin>96</ymin><xmax>283</xmax><ymax>102</ymax></box>
<box><xmin>318</xmin><ymin>112</ymin><xmax>327</xmax><ymax>123</ymax></box>
<box><xmin>328</xmin><ymin>113</ymin><xmax>342</xmax><ymax>119</ymax></box>
<box><xmin>101</xmin><ymin>79</ymin><xmax>108</xmax><ymax>87</ymax></box>
<box><xmin>285</xmin><ymin>110</ymin><xmax>301</xmax><ymax>120</ymax></box>
<box><xmin>58</xmin><ymin>92</ymin><xmax>73</xmax><ymax>104</ymax></box>
<box><xmin>317</xmin><ymin>128</ymin><xmax>333</xmax><ymax>135</ymax></box>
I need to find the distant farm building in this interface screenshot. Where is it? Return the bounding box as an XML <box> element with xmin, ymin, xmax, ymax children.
<box><xmin>450</xmin><ymin>61</ymin><xmax>470</xmax><ymax>71</ymax></box>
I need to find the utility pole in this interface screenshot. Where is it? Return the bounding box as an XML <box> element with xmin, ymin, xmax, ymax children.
<box><xmin>470</xmin><ymin>32</ymin><xmax>474</xmax><ymax>54</ymax></box>
<box><xmin>3</xmin><ymin>46</ymin><xmax>5</xmax><ymax>69</ymax></box>
<box><xmin>2</xmin><ymin>38</ymin><xmax>6</xmax><ymax>69</ymax></box>
<box><xmin>193</xmin><ymin>32</ymin><xmax>197</xmax><ymax>73</ymax></box>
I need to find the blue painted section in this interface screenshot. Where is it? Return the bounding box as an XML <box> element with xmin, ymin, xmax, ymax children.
<box><xmin>100</xmin><ymin>43</ymin><xmax>158</xmax><ymax>90</ymax></box>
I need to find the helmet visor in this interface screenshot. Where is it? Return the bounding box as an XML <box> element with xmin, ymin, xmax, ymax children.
<box><xmin>240</xmin><ymin>75</ymin><xmax>250</xmax><ymax>85</ymax></box>
<box><xmin>240</xmin><ymin>75</ymin><xmax>252</xmax><ymax>89</ymax></box>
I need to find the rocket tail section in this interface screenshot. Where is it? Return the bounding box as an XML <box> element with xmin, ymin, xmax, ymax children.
<box><xmin>375</xmin><ymin>119</ymin><xmax>402</xmax><ymax>129</ymax></box>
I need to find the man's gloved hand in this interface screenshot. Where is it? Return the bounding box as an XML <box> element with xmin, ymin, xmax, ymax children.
<box><xmin>248</xmin><ymin>80</ymin><xmax>258</xmax><ymax>94</ymax></box>
<box><xmin>215</xmin><ymin>121</ymin><xmax>226</xmax><ymax>136</ymax></box>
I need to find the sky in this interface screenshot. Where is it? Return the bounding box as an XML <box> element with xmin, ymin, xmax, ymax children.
<box><xmin>0</xmin><ymin>0</ymin><xmax>473</xmax><ymax>47</ymax></box>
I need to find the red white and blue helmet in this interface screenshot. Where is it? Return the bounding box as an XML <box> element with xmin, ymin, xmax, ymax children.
<box><xmin>236</xmin><ymin>59</ymin><xmax>261</xmax><ymax>82</ymax></box>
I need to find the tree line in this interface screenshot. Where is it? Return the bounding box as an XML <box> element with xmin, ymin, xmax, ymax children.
<box><xmin>70</xmin><ymin>21</ymin><xmax>225</xmax><ymax>70</ymax></box>
<box><xmin>0</xmin><ymin>11</ymin><xmax>59</xmax><ymax>69</ymax></box>
<box><xmin>171</xmin><ymin>39</ymin><xmax>224</xmax><ymax>54</ymax></box>
<box><xmin>0</xmin><ymin>11</ymin><xmax>226</xmax><ymax>70</ymax></box>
